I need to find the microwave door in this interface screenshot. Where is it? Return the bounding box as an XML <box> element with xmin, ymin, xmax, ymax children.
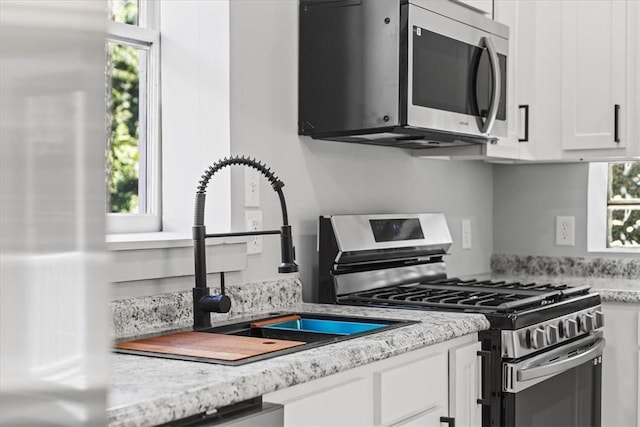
<box><xmin>406</xmin><ymin>4</ymin><xmax>508</xmax><ymax>139</ymax></box>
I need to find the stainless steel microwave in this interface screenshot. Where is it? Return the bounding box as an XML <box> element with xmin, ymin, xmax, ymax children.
<box><xmin>299</xmin><ymin>0</ymin><xmax>509</xmax><ymax>149</ymax></box>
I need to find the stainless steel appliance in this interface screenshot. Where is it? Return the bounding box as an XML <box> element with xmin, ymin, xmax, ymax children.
<box><xmin>318</xmin><ymin>213</ymin><xmax>604</xmax><ymax>427</ymax></box>
<box><xmin>299</xmin><ymin>0</ymin><xmax>509</xmax><ymax>149</ymax></box>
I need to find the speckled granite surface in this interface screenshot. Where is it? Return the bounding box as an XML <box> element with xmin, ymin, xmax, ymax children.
<box><xmin>491</xmin><ymin>255</ymin><xmax>640</xmax><ymax>304</ymax></box>
<box><xmin>111</xmin><ymin>277</ymin><xmax>303</xmax><ymax>339</ymax></box>
<box><xmin>491</xmin><ymin>254</ymin><xmax>640</xmax><ymax>279</ymax></box>
<box><xmin>108</xmin><ymin>303</ymin><xmax>489</xmax><ymax>427</ymax></box>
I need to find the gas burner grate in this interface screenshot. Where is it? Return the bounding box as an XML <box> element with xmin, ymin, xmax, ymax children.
<box><xmin>344</xmin><ymin>278</ymin><xmax>591</xmax><ymax>313</ymax></box>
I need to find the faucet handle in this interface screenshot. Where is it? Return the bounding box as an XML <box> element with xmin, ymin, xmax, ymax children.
<box><xmin>199</xmin><ymin>294</ymin><xmax>231</xmax><ymax>314</ymax></box>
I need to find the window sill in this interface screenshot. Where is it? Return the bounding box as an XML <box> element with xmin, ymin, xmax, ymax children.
<box><xmin>590</xmin><ymin>247</ymin><xmax>640</xmax><ymax>254</ymax></box>
<box><xmin>106</xmin><ymin>231</ymin><xmax>250</xmax><ymax>251</ymax></box>
<box><xmin>106</xmin><ymin>232</ymin><xmax>249</xmax><ymax>283</ymax></box>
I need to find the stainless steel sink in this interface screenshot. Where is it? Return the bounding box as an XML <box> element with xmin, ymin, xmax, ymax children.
<box><xmin>114</xmin><ymin>312</ymin><xmax>417</xmax><ymax>366</ymax></box>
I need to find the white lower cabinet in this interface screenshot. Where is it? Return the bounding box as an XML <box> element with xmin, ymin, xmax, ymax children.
<box><xmin>269</xmin><ymin>376</ymin><xmax>373</xmax><ymax>426</ymax></box>
<box><xmin>393</xmin><ymin>406</ymin><xmax>448</xmax><ymax>427</ymax></box>
<box><xmin>264</xmin><ymin>333</ymin><xmax>481</xmax><ymax>427</ymax></box>
<box><xmin>449</xmin><ymin>341</ymin><xmax>482</xmax><ymax>427</ymax></box>
<box><xmin>601</xmin><ymin>302</ymin><xmax>640</xmax><ymax>427</ymax></box>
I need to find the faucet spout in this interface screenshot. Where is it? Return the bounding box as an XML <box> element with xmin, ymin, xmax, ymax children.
<box><xmin>191</xmin><ymin>156</ymin><xmax>298</xmax><ymax>329</ymax></box>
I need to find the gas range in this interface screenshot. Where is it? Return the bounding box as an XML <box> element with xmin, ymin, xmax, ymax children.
<box><xmin>337</xmin><ymin>277</ymin><xmax>603</xmax><ymax>357</ymax></box>
<box><xmin>317</xmin><ymin>213</ymin><xmax>604</xmax><ymax>427</ymax></box>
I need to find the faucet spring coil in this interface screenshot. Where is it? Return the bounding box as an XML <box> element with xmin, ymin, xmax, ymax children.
<box><xmin>196</xmin><ymin>155</ymin><xmax>284</xmax><ymax>194</ymax></box>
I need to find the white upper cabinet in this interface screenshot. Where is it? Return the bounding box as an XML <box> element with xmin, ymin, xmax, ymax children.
<box><xmin>561</xmin><ymin>1</ymin><xmax>626</xmax><ymax>152</ymax></box>
<box><xmin>493</xmin><ymin>0</ymin><xmax>639</xmax><ymax>162</ymax></box>
<box><xmin>488</xmin><ymin>0</ymin><xmax>523</xmax><ymax>160</ymax></box>
<box><xmin>451</xmin><ymin>0</ymin><xmax>493</xmax><ymax>17</ymax></box>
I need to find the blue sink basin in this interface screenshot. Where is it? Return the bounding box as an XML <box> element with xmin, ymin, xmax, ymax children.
<box><xmin>262</xmin><ymin>318</ymin><xmax>388</xmax><ymax>335</ymax></box>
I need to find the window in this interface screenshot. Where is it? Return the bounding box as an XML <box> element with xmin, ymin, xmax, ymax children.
<box><xmin>105</xmin><ymin>0</ymin><xmax>232</xmax><ymax>247</ymax></box>
<box><xmin>588</xmin><ymin>161</ymin><xmax>640</xmax><ymax>252</ymax></box>
<box><xmin>607</xmin><ymin>161</ymin><xmax>640</xmax><ymax>247</ymax></box>
<box><xmin>106</xmin><ymin>0</ymin><xmax>160</xmax><ymax>233</ymax></box>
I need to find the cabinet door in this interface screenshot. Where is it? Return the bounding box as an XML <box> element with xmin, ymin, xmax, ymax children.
<box><xmin>449</xmin><ymin>341</ymin><xmax>482</xmax><ymax>427</ymax></box>
<box><xmin>561</xmin><ymin>0</ymin><xmax>627</xmax><ymax>151</ymax></box>
<box><xmin>267</xmin><ymin>376</ymin><xmax>373</xmax><ymax>427</ymax></box>
<box><xmin>375</xmin><ymin>351</ymin><xmax>448</xmax><ymax>425</ymax></box>
<box><xmin>489</xmin><ymin>0</ymin><xmax>522</xmax><ymax>160</ymax></box>
<box><xmin>392</xmin><ymin>406</ymin><xmax>448</xmax><ymax>427</ymax></box>
<box><xmin>451</xmin><ymin>0</ymin><xmax>493</xmax><ymax>16</ymax></box>
<box><xmin>601</xmin><ymin>302</ymin><xmax>639</xmax><ymax>427</ymax></box>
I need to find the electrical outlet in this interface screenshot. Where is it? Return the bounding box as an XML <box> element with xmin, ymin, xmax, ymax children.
<box><xmin>244</xmin><ymin>168</ymin><xmax>260</xmax><ymax>207</ymax></box>
<box><xmin>461</xmin><ymin>219</ymin><xmax>472</xmax><ymax>250</ymax></box>
<box><xmin>245</xmin><ymin>210</ymin><xmax>263</xmax><ymax>254</ymax></box>
<box><xmin>555</xmin><ymin>216</ymin><xmax>575</xmax><ymax>246</ymax></box>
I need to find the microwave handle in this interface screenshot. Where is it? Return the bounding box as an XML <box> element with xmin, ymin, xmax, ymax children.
<box><xmin>479</xmin><ymin>36</ymin><xmax>500</xmax><ymax>134</ymax></box>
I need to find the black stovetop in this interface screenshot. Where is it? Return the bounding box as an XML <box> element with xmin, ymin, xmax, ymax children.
<box><xmin>337</xmin><ymin>278</ymin><xmax>600</xmax><ymax>330</ymax></box>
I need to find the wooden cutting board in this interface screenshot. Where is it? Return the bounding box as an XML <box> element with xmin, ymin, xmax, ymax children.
<box><xmin>116</xmin><ymin>331</ymin><xmax>306</xmax><ymax>361</ymax></box>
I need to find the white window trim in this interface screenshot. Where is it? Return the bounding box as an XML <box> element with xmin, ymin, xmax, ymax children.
<box><xmin>587</xmin><ymin>162</ymin><xmax>640</xmax><ymax>253</ymax></box>
<box><xmin>106</xmin><ymin>1</ymin><xmax>232</xmax><ymax>249</ymax></box>
<box><xmin>106</xmin><ymin>1</ymin><xmax>234</xmax><ymax>287</ymax></box>
<box><xmin>106</xmin><ymin>2</ymin><xmax>161</xmax><ymax>234</ymax></box>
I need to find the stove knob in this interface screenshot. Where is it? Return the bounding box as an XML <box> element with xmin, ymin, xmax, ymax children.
<box><xmin>546</xmin><ymin>325</ymin><xmax>559</xmax><ymax>345</ymax></box>
<box><xmin>576</xmin><ymin>314</ymin><xmax>587</xmax><ymax>333</ymax></box>
<box><xmin>583</xmin><ymin>313</ymin><xmax>595</xmax><ymax>332</ymax></box>
<box><xmin>594</xmin><ymin>310</ymin><xmax>604</xmax><ymax>329</ymax></box>
<box><xmin>563</xmin><ymin>319</ymin><xmax>578</xmax><ymax>338</ymax></box>
<box><xmin>531</xmin><ymin>327</ymin><xmax>546</xmax><ymax>349</ymax></box>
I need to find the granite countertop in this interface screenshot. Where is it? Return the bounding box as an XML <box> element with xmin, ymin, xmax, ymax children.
<box><xmin>490</xmin><ymin>255</ymin><xmax>640</xmax><ymax>304</ymax></box>
<box><xmin>108</xmin><ymin>302</ymin><xmax>489</xmax><ymax>427</ymax></box>
<box><xmin>108</xmin><ymin>255</ymin><xmax>638</xmax><ymax>426</ymax></box>
<box><xmin>107</xmin><ymin>278</ymin><xmax>489</xmax><ymax>426</ymax></box>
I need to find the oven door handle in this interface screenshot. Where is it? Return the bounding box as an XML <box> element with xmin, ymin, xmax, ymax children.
<box><xmin>517</xmin><ymin>336</ymin><xmax>605</xmax><ymax>382</ymax></box>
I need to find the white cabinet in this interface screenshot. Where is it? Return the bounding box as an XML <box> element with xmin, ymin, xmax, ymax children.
<box><xmin>264</xmin><ymin>334</ymin><xmax>481</xmax><ymax>427</ymax></box>
<box><xmin>449</xmin><ymin>341</ymin><xmax>482</xmax><ymax>427</ymax></box>
<box><xmin>268</xmin><ymin>376</ymin><xmax>373</xmax><ymax>426</ymax></box>
<box><xmin>374</xmin><ymin>352</ymin><xmax>447</xmax><ymax>425</ymax></box>
<box><xmin>601</xmin><ymin>302</ymin><xmax>640</xmax><ymax>427</ymax></box>
<box><xmin>451</xmin><ymin>0</ymin><xmax>493</xmax><ymax>16</ymax></box>
<box><xmin>493</xmin><ymin>0</ymin><xmax>640</xmax><ymax>162</ymax></box>
<box><xmin>560</xmin><ymin>1</ymin><xmax>627</xmax><ymax>152</ymax></box>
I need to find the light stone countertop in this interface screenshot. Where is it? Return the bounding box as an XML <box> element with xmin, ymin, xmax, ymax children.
<box><xmin>108</xmin><ymin>302</ymin><xmax>489</xmax><ymax>427</ymax></box>
<box><xmin>490</xmin><ymin>254</ymin><xmax>640</xmax><ymax>304</ymax></box>
<box><xmin>490</xmin><ymin>274</ymin><xmax>640</xmax><ymax>304</ymax></box>
<box><xmin>108</xmin><ymin>255</ymin><xmax>638</xmax><ymax>426</ymax></box>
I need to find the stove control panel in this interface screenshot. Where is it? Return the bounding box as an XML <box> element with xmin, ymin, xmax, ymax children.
<box><xmin>502</xmin><ymin>306</ymin><xmax>604</xmax><ymax>359</ymax></box>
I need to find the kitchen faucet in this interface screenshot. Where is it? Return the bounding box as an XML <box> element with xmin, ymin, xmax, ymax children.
<box><xmin>192</xmin><ymin>155</ymin><xmax>298</xmax><ymax>329</ymax></box>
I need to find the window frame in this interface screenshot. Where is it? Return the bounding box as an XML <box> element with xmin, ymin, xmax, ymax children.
<box><xmin>106</xmin><ymin>0</ymin><xmax>232</xmax><ymax>256</ymax></box>
<box><xmin>106</xmin><ymin>0</ymin><xmax>161</xmax><ymax>234</ymax></box>
<box><xmin>587</xmin><ymin>162</ymin><xmax>640</xmax><ymax>253</ymax></box>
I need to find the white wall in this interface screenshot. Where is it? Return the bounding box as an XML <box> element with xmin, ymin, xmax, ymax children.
<box><xmin>493</xmin><ymin>163</ymin><xmax>639</xmax><ymax>259</ymax></box>
<box><xmin>228</xmin><ymin>0</ymin><xmax>494</xmax><ymax>301</ymax></box>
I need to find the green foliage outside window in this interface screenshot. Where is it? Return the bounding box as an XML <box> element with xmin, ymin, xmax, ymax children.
<box><xmin>107</xmin><ymin>0</ymin><xmax>140</xmax><ymax>213</ymax></box>
<box><xmin>608</xmin><ymin>161</ymin><xmax>640</xmax><ymax>247</ymax></box>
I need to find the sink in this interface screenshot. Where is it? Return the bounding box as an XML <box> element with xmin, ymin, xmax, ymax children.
<box><xmin>114</xmin><ymin>312</ymin><xmax>416</xmax><ymax>366</ymax></box>
<box><xmin>262</xmin><ymin>318</ymin><xmax>388</xmax><ymax>335</ymax></box>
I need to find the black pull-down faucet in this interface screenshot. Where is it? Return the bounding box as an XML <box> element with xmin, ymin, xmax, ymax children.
<box><xmin>192</xmin><ymin>156</ymin><xmax>298</xmax><ymax>329</ymax></box>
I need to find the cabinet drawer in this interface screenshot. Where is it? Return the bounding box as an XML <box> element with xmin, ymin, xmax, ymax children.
<box><xmin>392</xmin><ymin>405</ymin><xmax>448</xmax><ymax>427</ymax></box>
<box><xmin>375</xmin><ymin>351</ymin><xmax>448</xmax><ymax>425</ymax></box>
<box><xmin>267</xmin><ymin>376</ymin><xmax>372</xmax><ymax>427</ymax></box>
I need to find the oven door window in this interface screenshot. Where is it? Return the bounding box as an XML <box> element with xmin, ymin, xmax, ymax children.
<box><xmin>412</xmin><ymin>28</ymin><xmax>506</xmax><ymax>122</ymax></box>
<box><xmin>504</xmin><ymin>356</ymin><xmax>602</xmax><ymax>426</ymax></box>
